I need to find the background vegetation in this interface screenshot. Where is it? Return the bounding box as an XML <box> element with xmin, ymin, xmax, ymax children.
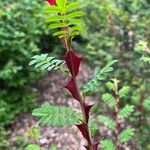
<box><xmin>0</xmin><ymin>0</ymin><xmax>149</xmax><ymax>149</ymax></box>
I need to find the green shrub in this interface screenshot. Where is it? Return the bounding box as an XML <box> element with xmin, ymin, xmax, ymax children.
<box><xmin>0</xmin><ymin>1</ymin><xmax>47</xmax><ymax>127</ymax></box>
<box><xmin>78</xmin><ymin>0</ymin><xmax>150</xmax><ymax>148</ymax></box>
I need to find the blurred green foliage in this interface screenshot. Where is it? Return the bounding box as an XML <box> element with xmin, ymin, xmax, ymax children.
<box><xmin>0</xmin><ymin>0</ymin><xmax>44</xmax><ymax>126</ymax></box>
<box><xmin>0</xmin><ymin>0</ymin><xmax>150</xmax><ymax>149</ymax></box>
<box><xmin>0</xmin><ymin>1</ymin><xmax>48</xmax><ymax>149</ymax></box>
<box><xmin>77</xmin><ymin>0</ymin><xmax>150</xmax><ymax>148</ymax></box>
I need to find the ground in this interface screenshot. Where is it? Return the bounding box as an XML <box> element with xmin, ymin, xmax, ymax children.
<box><xmin>8</xmin><ymin>63</ymin><xmax>92</xmax><ymax>150</ymax></box>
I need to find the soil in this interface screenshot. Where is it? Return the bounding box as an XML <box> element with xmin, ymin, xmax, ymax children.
<box><xmin>8</xmin><ymin>63</ymin><xmax>93</xmax><ymax>150</ymax></box>
<box><xmin>8</xmin><ymin>63</ymin><xmax>137</xmax><ymax>150</ymax></box>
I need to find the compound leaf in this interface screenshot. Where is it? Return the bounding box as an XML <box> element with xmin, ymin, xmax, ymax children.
<box><xmin>29</xmin><ymin>54</ymin><xmax>65</xmax><ymax>71</ymax></box>
<box><xmin>119</xmin><ymin>104</ymin><xmax>134</xmax><ymax>118</ymax></box>
<box><xmin>32</xmin><ymin>102</ymin><xmax>81</xmax><ymax>127</ymax></box>
<box><xmin>101</xmin><ymin>139</ymin><xmax>115</xmax><ymax>150</ymax></box>
<box><xmin>98</xmin><ymin>115</ymin><xmax>116</xmax><ymax>130</ymax></box>
<box><xmin>83</xmin><ymin>60</ymin><xmax>117</xmax><ymax>93</ymax></box>
<box><xmin>102</xmin><ymin>93</ymin><xmax>115</xmax><ymax>108</ymax></box>
<box><xmin>119</xmin><ymin>86</ymin><xmax>130</xmax><ymax>98</ymax></box>
<box><xmin>118</xmin><ymin>128</ymin><xmax>134</xmax><ymax>142</ymax></box>
<box><xmin>65</xmin><ymin>2</ymin><xmax>81</xmax><ymax>12</ymax></box>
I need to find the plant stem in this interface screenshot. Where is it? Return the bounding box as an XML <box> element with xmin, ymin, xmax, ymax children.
<box><xmin>68</xmin><ymin>49</ymin><xmax>93</xmax><ymax>150</ymax></box>
<box><xmin>113</xmin><ymin>78</ymin><xmax>120</xmax><ymax>150</ymax></box>
<box><xmin>61</xmin><ymin>18</ymin><xmax>93</xmax><ymax>147</ymax></box>
<box><xmin>137</xmin><ymin>91</ymin><xmax>144</xmax><ymax>136</ymax></box>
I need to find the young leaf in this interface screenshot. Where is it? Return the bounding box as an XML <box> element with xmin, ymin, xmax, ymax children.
<box><xmin>101</xmin><ymin>139</ymin><xmax>115</xmax><ymax>150</ymax></box>
<box><xmin>32</xmin><ymin>103</ymin><xmax>81</xmax><ymax>127</ymax></box>
<box><xmin>65</xmin><ymin>2</ymin><xmax>81</xmax><ymax>12</ymax></box>
<box><xmin>53</xmin><ymin>31</ymin><xmax>67</xmax><ymax>37</ymax></box>
<box><xmin>45</xmin><ymin>1</ymin><xmax>84</xmax><ymax>39</ymax></box>
<box><xmin>83</xmin><ymin>60</ymin><xmax>117</xmax><ymax>93</ymax></box>
<box><xmin>66</xmin><ymin>11</ymin><xmax>85</xmax><ymax>19</ymax></box>
<box><xmin>102</xmin><ymin>93</ymin><xmax>115</xmax><ymax>108</ymax></box>
<box><xmin>29</xmin><ymin>54</ymin><xmax>65</xmax><ymax>71</ymax></box>
<box><xmin>88</xmin><ymin>118</ymin><xmax>99</xmax><ymax>137</ymax></box>
<box><xmin>46</xmin><ymin>15</ymin><xmax>65</xmax><ymax>22</ymax></box>
<box><xmin>118</xmin><ymin>128</ymin><xmax>134</xmax><ymax>142</ymax></box>
<box><xmin>100</xmin><ymin>60</ymin><xmax>118</xmax><ymax>74</ymax></box>
<box><xmin>48</xmin><ymin>23</ymin><xmax>67</xmax><ymax>29</ymax></box>
<box><xmin>56</xmin><ymin>0</ymin><xmax>67</xmax><ymax>7</ymax></box>
<box><xmin>119</xmin><ymin>104</ymin><xmax>134</xmax><ymax>118</ymax></box>
<box><xmin>68</xmin><ymin>19</ymin><xmax>83</xmax><ymax>26</ymax></box>
<box><xmin>44</xmin><ymin>6</ymin><xmax>63</xmax><ymax>13</ymax></box>
<box><xmin>106</xmin><ymin>81</ymin><xmax>115</xmax><ymax>90</ymax></box>
<box><xmin>98</xmin><ymin>115</ymin><xmax>116</xmax><ymax>130</ymax></box>
<box><xmin>119</xmin><ymin>86</ymin><xmax>130</xmax><ymax>98</ymax></box>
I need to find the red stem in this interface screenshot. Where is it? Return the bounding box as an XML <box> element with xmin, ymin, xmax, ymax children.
<box><xmin>62</xmin><ymin>38</ymin><xmax>93</xmax><ymax>149</ymax></box>
<box><xmin>68</xmin><ymin>49</ymin><xmax>93</xmax><ymax>150</ymax></box>
<box><xmin>113</xmin><ymin>80</ymin><xmax>120</xmax><ymax>150</ymax></box>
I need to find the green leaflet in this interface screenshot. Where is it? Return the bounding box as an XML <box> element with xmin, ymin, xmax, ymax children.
<box><xmin>44</xmin><ymin>6</ymin><xmax>64</xmax><ymax>13</ymax></box>
<box><xmin>32</xmin><ymin>103</ymin><xmax>81</xmax><ymax>127</ymax></box>
<box><xmin>48</xmin><ymin>23</ymin><xmax>67</xmax><ymax>29</ymax></box>
<box><xmin>46</xmin><ymin>15</ymin><xmax>65</xmax><ymax>22</ymax></box>
<box><xmin>105</xmin><ymin>81</ymin><xmax>115</xmax><ymax>90</ymax></box>
<box><xmin>98</xmin><ymin>115</ymin><xmax>116</xmax><ymax>130</ymax></box>
<box><xmin>56</xmin><ymin>0</ymin><xmax>67</xmax><ymax>7</ymax></box>
<box><xmin>65</xmin><ymin>2</ymin><xmax>81</xmax><ymax>12</ymax></box>
<box><xmin>100</xmin><ymin>60</ymin><xmax>118</xmax><ymax>74</ymax></box>
<box><xmin>66</xmin><ymin>11</ymin><xmax>85</xmax><ymax>19</ymax></box>
<box><xmin>45</xmin><ymin>1</ymin><xmax>85</xmax><ymax>39</ymax></box>
<box><xmin>119</xmin><ymin>86</ymin><xmax>130</xmax><ymax>98</ymax></box>
<box><xmin>68</xmin><ymin>19</ymin><xmax>83</xmax><ymax>26</ymax></box>
<box><xmin>53</xmin><ymin>31</ymin><xmax>67</xmax><ymax>37</ymax></box>
<box><xmin>118</xmin><ymin>128</ymin><xmax>134</xmax><ymax>142</ymax></box>
<box><xmin>83</xmin><ymin>60</ymin><xmax>117</xmax><ymax>93</ymax></box>
<box><xmin>88</xmin><ymin>118</ymin><xmax>99</xmax><ymax>137</ymax></box>
<box><xmin>119</xmin><ymin>104</ymin><xmax>134</xmax><ymax>118</ymax></box>
<box><xmin>101</xmin><ymin>139</ymin><xmax>115</xmax><ymax>150</ymax></box>
<box><xmin>29</xmin><ymin>54</ymin><xmax>65</xmax><ymax>71</ymax></box>
<box><xmin>102</xmin><ymin>93</ymin><xmax>115</xmax><ymax>108</ymax></box>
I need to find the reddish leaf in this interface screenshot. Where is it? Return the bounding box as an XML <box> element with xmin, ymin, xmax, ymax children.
<box><xmin>83</xmin><ymin>103</ymin><xmax>94</xmax><ymax>123</ymax></box>
<box><xmin>84</xmin><ymin>142</ymin><xmax>99</xmax><ymax>150</ymax></box>
<box><xmin>64</xmin><ymin>51</ymin><xmax>82</xmax><ymax>77</ymax></box>
<box><xmin>46</xmin><ymin>0</ymin><xmax>56</xmax><ymax>6</ymax></box>
<box><xmin>76</xmin><ymin>123</ymin><xmax>90</xmax><ymax>141</ymax></box>
<box><xmin>65</xmin><ymin>78</ymin><xmax>80</xmax><ymax>101</ymax></box>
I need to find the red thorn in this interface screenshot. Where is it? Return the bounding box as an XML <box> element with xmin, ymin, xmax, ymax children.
<box><xmin>65</xmin><ymin>78</ymin><xmax>80</xmax><ymax>101</ymax></box>
<box><xmin>76</xmin><ymin>123</ymin><xmax>89</xmax><ymax>141</ymax></box>
<box><xmin>64</xmin><ymin>50</ymin><xmax>82</xmax><ymax>77</ymax></box>
<box><xmin>83</xmin><ymin>103</ymin><xmax>94</xmax><ymax>123</ymax></box>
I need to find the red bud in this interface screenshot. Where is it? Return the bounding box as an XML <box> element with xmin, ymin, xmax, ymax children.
<box><xmin>83</xmin><ymin>103</ymin><xmax>94</xmax><ymax>123</ymax></box>
<box><xmin>46</xmin><ymin>0</ymin><xmax>56</xmax><ymax>6</ymax></box>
